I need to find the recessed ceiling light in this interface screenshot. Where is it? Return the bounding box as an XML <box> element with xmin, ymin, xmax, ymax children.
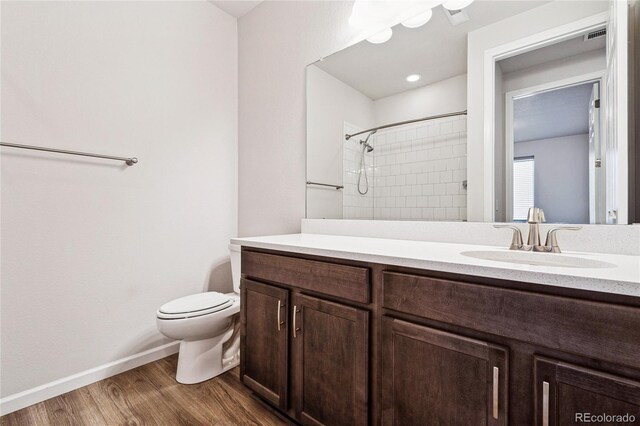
<box><xmin>367</xmin><ymin>28</ymin><xmax>393</xmax><ymax>44</ymax></box>
<box><xmin>406</xmin><ymin>74</ymin><xmax>421</xmax><ymax>82</ymax></box>
<box><xmin>401</xmin><ymin>10</ymin><xmax>433</xmax><ymax>28</ymax></box>
<box><xmin>442</xmin><ymin>0</ymin><xmax>475</xmax><ymax>11</ymax></box>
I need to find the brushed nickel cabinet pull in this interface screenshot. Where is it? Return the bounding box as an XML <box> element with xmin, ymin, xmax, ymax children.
<box><xmin>542</xmin><ymin>381</ymin><xmax>550</xmax><ymax>426</ymax></box>
<box><xmin>293</xmin><ymin>305</ymin><xmax>300</xmax><ymax>338</ymax></box>
<box><xmin>277</xmin><ymin>300</ymin><xmax>282</xmax><ymax>331</ymax></box>
<box><xmin>492</xmin><ymin>366</ymin><xmax>499</xmax><ymax>419</ymax></box>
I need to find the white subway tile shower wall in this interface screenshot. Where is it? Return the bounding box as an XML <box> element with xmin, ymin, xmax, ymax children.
<box><xmin>343</xmin><ymin>116</ymin><xmax>467</xmax><ymax>220</ymax></box>
<box><xmin>343</xmin><ymin>122</ymin><xmax>374</xmax><ymax>219</ymax></box>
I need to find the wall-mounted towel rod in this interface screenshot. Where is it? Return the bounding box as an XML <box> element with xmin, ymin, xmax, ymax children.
<box><xmin>0</xmin><ymin>142</ymin><xmax>138</xmax><ymax>166</ymax></box>
<box><xmin>345</xmin><ymin>110</ymin><xmax>467</xmax><ymax>141</ymax></box>
<box><xmin>306</xmin><ymin>181</ymin><xmax>343</xmax><ymax>190</ymax></box>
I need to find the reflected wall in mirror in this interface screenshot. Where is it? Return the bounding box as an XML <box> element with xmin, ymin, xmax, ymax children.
<box><xmin>306</xmin><ymin>0</ymin><xmax>634</xmax><ymax>223</ymax></box>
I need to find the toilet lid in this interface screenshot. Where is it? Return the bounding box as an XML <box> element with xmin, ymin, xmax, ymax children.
<box><xmin>158</xmin><ymin>292</ymin><xmax>233</xmax><ymax>318</ymax></box>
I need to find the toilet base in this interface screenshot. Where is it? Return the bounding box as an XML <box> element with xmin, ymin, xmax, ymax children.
<box><xmin>175</xmin><ymin>324</ymin><xmax>239</xmax><ymax>384</ymax></box>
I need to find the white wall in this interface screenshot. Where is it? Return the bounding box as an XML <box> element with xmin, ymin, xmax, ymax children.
<box><xmin>306</xmin><ymin>66</ymin><xmax>374</xmax><ymax>219</ymax></box>
<box><xmin>238</xmin><ymin>1</ymin><xmax>360</xmax><ymax>237</ymax></box>
<box><xmin>0</xmin><ymin>0</ymin><xmax>237</xmax><ymax>405</ymax></box>
<box><xmin>502</xmin><ymin>49</ymin><xmax>606</xmax><ymax>93</ymax></box>
<box><xmin>466</xmin><ymin>0</ymin><xmax>608</xmax><ymax>221</ymax></box>
<box><xmin>373</xmin><ymin>74</ymin><xmax>467</xmax><ymax>125</ymax></box>
<box><xmin>514</xmin><ymin>134</ymin><xmax>590</xmax><ymax>223</ymax></box>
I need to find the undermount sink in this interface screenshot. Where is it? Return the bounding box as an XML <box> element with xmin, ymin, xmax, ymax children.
<box><xmin>460</xmin><ymin>250</ymin><xmax>616</xmax><ymax>269</ymax></box>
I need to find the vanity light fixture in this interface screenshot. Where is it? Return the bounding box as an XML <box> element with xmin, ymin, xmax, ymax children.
<box><xmin>442</xmin><ymin>0</ymin><xmax>475</xmax><ymax>11</ymax></box>
<box><xmin>406</xmin><ymin>74</ymin><xmax>422</xmax><ymax>82</ymax></box>
<box><xmin>353</xmin><ymin>0</ymin><xmax>465</xmax><ymax>44</ymax></box>
<box><xmin>401</xmin><ymin>9</ymin><xmax>433</xmax><ymax>28</ymax></box>
<box><xmin>367</xmin><ymin>28</ymin><xmax>393</xmax><ymax>44</ymax></box>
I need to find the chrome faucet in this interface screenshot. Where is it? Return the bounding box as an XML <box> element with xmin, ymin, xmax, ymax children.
<box><xmin>526</xmin><ymin>207</ymin><xmax>545</xmax><ymax>247</ymax></box>
<box><xmin>494</xmin><ymin>207</ymin><xmax>581</xmax><ymax>253</ymax></box>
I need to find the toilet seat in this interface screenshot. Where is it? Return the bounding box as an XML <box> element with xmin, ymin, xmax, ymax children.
<box><xmin>157</xmin><ymin>292</ymin><xmax>234</xmax><ymax>320</ymax></box>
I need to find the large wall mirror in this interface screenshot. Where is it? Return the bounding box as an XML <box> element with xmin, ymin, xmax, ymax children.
<box><xmin>306</xmin><ymin>0</ymin><xmax>634</xmax><ymax>224</ymax></box>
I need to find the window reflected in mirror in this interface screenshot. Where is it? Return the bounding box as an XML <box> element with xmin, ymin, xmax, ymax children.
<box><xmin>512</xmin><ymin>157</ymin><xmax>535</xmax><ymax>222</ymax></box>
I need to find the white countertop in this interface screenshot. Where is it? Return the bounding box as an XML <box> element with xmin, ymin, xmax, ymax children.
<box><xmin>231</xmin><ymin>233</ymin><xmax>640</xmax><ymax>298</ymax></box>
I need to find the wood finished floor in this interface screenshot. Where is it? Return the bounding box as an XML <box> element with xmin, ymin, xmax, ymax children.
<box><xmin>1</xmin><ymin>355</ymin><xmax>286</xmax><ymax>426</ymax></box>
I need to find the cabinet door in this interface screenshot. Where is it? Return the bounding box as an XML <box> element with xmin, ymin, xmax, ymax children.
<box><xmin>291</xmin><ymin>294</ymin><xmax>369</xmax><ymax>426</ymax></box>
<box><xmin>381</xmin><ymin>317</ymin><xmax>508</xmax><ymax>426</ymax></box>
<box><xmin>240</xmin><ymin>279</ymin><xmax>289</xmax><ymax>410</ymax></box>
<box><xmin>534</xmin><ymin>357</ymin><xmax>640</xmax><ymax>426</ymax></box>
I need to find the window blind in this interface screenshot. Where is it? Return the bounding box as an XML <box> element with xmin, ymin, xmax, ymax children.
<box><xmin>513</xmin><ymin>157</ymin><xmax>534</xmax><ymax>221</ymax></box>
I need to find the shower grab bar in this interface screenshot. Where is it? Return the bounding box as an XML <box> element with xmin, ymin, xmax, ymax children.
<box><xmin>306</xmin><ymin>181</ymin><xmax>343</xmax><ymax>190</ymax></box>
<box><xmin>345</xmin><ymin>110</ymin><xmax>467</xmax><ymax>140</ymax></box>
<box><xmin>0</xmin><ymin>142</ymin><xmax>138</xmax><ymax>166</ymax></box>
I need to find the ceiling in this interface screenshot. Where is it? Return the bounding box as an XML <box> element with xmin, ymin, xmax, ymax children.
<box><xmin>314</xmin><ymin>1</ymin><xmax>551</xmax><ymax>100</ymax></box>
<box><xmin>498</xmin><ymin>32</ymin><xmax>606</xmax><ymax>74</ymax></box>
<box><xmin>513</xmin><ymin>82</ymin><xmax>595</xmax><ymax>143</ymax></box>
<box><xmin>209</xmin><ymin>1</ymin><xmax>262</xmax><ymax>18</ymax></box>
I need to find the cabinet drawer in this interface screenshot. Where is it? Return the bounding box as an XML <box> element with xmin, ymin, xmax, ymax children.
<box><xmin>242</xmin><ymin>251</ymin><xmax>370</xmax><ymax>304</ymax></box>
<box><xmin>382</xmin><ymin>271</ymin><xmax>640</xmax><ymax>369</ymax></box>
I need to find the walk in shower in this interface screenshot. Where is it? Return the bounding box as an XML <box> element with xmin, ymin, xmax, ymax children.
<box><xmin>342</xmin><ymin>113</ymin><xmax>468</xmax><ymax>220</ymax></box>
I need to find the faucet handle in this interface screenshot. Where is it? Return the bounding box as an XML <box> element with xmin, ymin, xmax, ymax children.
<box><xmin>544</xmin><ymin>226</ymin><xmax>582</xmax><ymax>253</ymax></box>
<box><xmin>527</xmin><ymin>207</ymin><xmax>546</xmax><ymax>224</ymax></box>
<box><xmin>494</xmin><ymin>225</ymin><xmax>524</xmax><ymax>250</ymax></box>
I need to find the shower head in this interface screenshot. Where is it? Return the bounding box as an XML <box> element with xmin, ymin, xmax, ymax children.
<box><xmin>359</xmin><ymin>139</ymin><xmax>374</xmax><ymax>152</ymax></box>
<box><xmin>359</xmin><ymin>130</ymin><xmax>376</xmax><ymax>152</ymax></box>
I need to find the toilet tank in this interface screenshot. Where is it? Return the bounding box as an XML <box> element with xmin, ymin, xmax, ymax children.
<box><xmin>228</xmin><ymin>243</ymin><xmax>241</xmax><ymax>293</ymax></box>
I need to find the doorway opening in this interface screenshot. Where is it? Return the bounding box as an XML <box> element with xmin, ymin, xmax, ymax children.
<box><xmin>505</xmin><ymin>78</ymin><xmax>603</xmax><ymax>224</ymax></box>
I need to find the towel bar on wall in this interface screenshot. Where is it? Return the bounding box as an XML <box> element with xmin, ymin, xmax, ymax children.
<box><xmin>0</xmin><ymin>142</ymin><xmax>139</xmax><ymax>166</ymax></box>
<box><xmin>306</xmin><ymin>181</ymin><xmax>343</xmax><ymax>190</ymax></box>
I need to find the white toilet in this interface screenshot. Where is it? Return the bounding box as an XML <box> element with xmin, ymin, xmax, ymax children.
<box><xmin>156</xmin><ymin>244</ymin><xmax>241</xmax><ymax>384</ymax></box>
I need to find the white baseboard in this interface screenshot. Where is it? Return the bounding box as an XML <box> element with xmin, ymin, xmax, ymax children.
<box><xmin>0</xmin><ymin>341</ymin><xmax>180</xmax><ymax>416</ymax></box>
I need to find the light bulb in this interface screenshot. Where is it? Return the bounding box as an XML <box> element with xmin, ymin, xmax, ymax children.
<box><xmin>401</xmin><ymin>10</ymin><xmax>433</xmax><ymax>28</ymax></box>
<box><xmin>406</xmin><ymin>74</ymin><xmax>421</xmax><ymax>82</ymax></box>
<box><xmin>442</xmin><ymin>0</ymin><xmax>474</xmax><ymax>11</ymax></box>
<box><xmin>367</xmin><ymin>28</ymin><xmax>393</xmax><ymax>44</ymax></box>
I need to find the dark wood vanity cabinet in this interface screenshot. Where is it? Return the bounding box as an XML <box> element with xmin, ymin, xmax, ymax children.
<box><xmin>240</xmin><ymin>248</ymin><xmax>640</xmax><ymax>425</ymax></box>
<box><xmin>240</xmin><ymin>252</ymin><xmax>370</xmax><ymax>425</ymax></box>
<box><xmin>292</xmin><ymin>294</ymin><xmax>369</xmax><ymax>425</ymax></box>
<box><xmin>240</xmin><ymin>278</ymin><xmax>289</xmax><ymax>410</ymax></box>
<box><xmin>381</xmin><ymin>317</ymin><xmax>508</xmax><ymax>425</ymax></box>
<box><xmin>534</xmin><ymin>357</ymin><xmax>640</xmax><ymax>426</ymax></box>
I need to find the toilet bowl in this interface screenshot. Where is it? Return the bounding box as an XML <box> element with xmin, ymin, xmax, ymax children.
<box><xmin>156</xmin><ymin>244</ymin><xmax>242</xmax><ymax>384</ymax></box>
